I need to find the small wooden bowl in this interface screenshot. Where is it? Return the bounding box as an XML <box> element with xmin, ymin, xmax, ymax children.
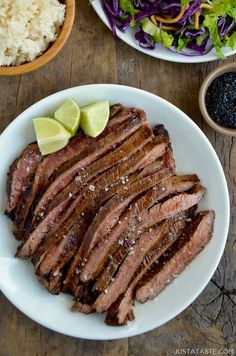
<box><xmin>199</xmin><ymin>62</ymin><xmax>236</xmax><ymax>137</ymax></box>
<box><xmin>0</xmin><ymin>0</ymin><xmax>75</xmax><ymax>76</ymax></box>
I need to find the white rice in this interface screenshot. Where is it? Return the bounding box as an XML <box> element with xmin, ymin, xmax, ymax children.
<box><xmin>0</xmin><ymin>0</ymin><xmax>66</xmax><ymax>66</ymax></box>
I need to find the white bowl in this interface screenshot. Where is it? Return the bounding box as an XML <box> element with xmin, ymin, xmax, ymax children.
<box><xmin>0</xmin><ymin>84</ymin><xmax>230</xmax><ymax>339</ymax></box>
<box><xmin>92</xmin><ymin>0</ymin><xmax>236</xmax><ymax>64</ymax></box>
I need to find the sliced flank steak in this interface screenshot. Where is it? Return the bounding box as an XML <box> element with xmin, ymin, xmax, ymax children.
<box><xmin>68</xmin><ymin>168</ymin><xmax>175</xmax><ymax>281</ymax></box>
<box><xmin>93</xmin><ymin>190</ymin><xmax>204</xmax><ymax>313</ymax></box>
<box><xmin>18</xmin><ymin>129</ymin><xmax>166</xmax><ymax>262</ymax></box>
<box><xmin>13</xmin><ymin>106</ymin><xmax>148</xmax><ymax>239</ymax></box>
<box><xmin>32</xmin><ymin>139</ymin><xmax>169</xmax><ymax>271</ymax></box>
<box><xmin>36</xmin><ymin>140</ymin><xmax>172</xmax><ymax>279</ymax></box>
<box><xmin>5</xmin><ymin>143</ymin><xmax>42</xmax><ymax>218</ymax></box>
<box><xmin>45</xmin><ymin>125</ymin><xmax>154</xmax><ymax>214</ymax></box>
<box><xmin>104</xmin><ymin>208</ymin><xmax>196</xmax><ymax>325</ymax></box>
<box><xmin>93</xmin><ymin>223</ymin><xmax>165</xmax><ymax>312</ymax></box>
<box><xmin>79</xmin><ymin>174</ymin><xmax>199</xmax><ymax>283</ymax></box>
<box><xmin>135</xmin><ymin>210</ymin><xmax>215</xmax><ymax>303</ymax></box>
<box><xmin>32</xmin><ymin>113</ymin><xmax>149</xmax><ymax>223</ymax></box>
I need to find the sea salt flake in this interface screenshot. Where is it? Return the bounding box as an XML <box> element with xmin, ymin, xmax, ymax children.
<box><xmin>53</xmin><ymin>270</ymin><xmax>59</xmax><ymax>277</ymax></box>
<box><xmin>75</xmin><ymin>175</ymin><xmax>82</xmax><ymax>183</ymax></box>
<box><xmin>104</xmin><ymin>186</ymin><xmax>109</xmax><ymax>191</ymax></box>
<box><xmin>88</xmin><ymin>184</ymin><xmax>95</xmax><ymax>192</ymax></box>
<box><xmin>104</xmin><ymin>289</ymin><xmax>108</xmax><ymax>294</ymax></box>
<box><xmin>68</xmin><ymin>192</ymin><xmax>73</xmax><ymax>198</ymax></box>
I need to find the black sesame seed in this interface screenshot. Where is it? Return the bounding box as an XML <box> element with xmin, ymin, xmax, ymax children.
<box><xmin>205</xmin><ymin>72</ymin><xmax>236</xmax><ymax>129</ymax></box>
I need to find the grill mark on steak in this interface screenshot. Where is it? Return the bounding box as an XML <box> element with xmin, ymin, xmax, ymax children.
<box><xmin>36</xmin><ymin>140</ymin><xmax>172</xmax><ymax>279</ymax></box>
<box><xmin>5</xmin><ymin>143</ymin><xmax>42</xmax><ymax>218</ymax></box>
<box><xmin>104</xmin><ymin>208</ymin><xmax>196</xmax><ymax>325</ymax></box>
<box><xmin>109</xmin><ymin>103</ymin><xmax>124</xmax><ymax>118</ymax></box>
<box><xmin>32</xmin><ymin>114</ymin><xmax>148</xmax><ymax>224</ymax></box>
<box><xmin>93</xmin><ymin>223</ymin><xmax>166</xmax><ymax>312</ymax></box>
<box><xmin>135</xmin><ymin>210</ymin><xmax>215</xmax><ymax>303</ymax></box>
<box><xmin>80</xmin><ymin>174</ymin><xmax>199</xmax><ymax>283</ymax></box>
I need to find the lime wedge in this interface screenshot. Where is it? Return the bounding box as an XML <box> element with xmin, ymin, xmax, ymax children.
<box><xmin>54</xmin><ymin>98</ymin><xmax>80</xmax><ymax>135</ymax></box>
<box><xmin>33</xmin><ymin>117</ymin><xmax>71</xmax><ymax>155</ymax></box>
<box><xmin>80</xmin><ymin>101</ymin><xmax>110</xmax><ymax>138</ymax></box>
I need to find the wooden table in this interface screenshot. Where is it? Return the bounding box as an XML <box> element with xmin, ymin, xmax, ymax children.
<box><xmin>0</xmin><ymin>2</ymin><xmax>235</xmax><ymax>355</ymax></box>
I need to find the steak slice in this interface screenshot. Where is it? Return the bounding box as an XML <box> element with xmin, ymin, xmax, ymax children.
<box><xmin>5</xmin><ymin>143</ymin><xmax>42</xmax><ymax>217</ymax></box>
<box><xmin>36</xmin><ymin>140</ymin><xmax>172</xmax><ymax>277</ymax></box>
<box><xmin>33</xmin><ymin>114</ymin><xmax>148</xmax><ymax>222</ymax></box>
<box><xmin>137</xmin><ymin>185</ymin><xmax>205</xmax><ymax>230</ymax></box>
<box><xmin>135</xmin><ymin>210</ymin><xmax>215</xmax><ymax>303</ymax></box>
<box><xmin>79</xmin><ymin>174</ymin><xmax>199</xmax><ymax>283</ymax></box>
<box><xmin>104</xmin><ymin>208</ymin><xmax>196</xmax><ymax>325</ymax></box>
<box><xmin>93</xmin><ymin>223</ymin><xmax>165</xmax><ymax>312</ymax></box>
<box><xmin>20</xmin><ymin>134</ymin><xmax>166</xmax><ymax>261</ymax></box>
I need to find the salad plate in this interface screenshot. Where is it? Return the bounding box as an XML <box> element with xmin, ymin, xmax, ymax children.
<box><xmin>92</xmin><ymin>0</ymin><xmax>236</xmax><ymax>64</ymax></box>
<box><xmin>0</xmin><ymin>84</ymin><xmax>230</xmax><ymax>339</ymax></box>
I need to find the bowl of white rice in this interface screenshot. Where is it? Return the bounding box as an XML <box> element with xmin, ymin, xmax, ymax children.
<box><xmin>0</xmin><ymin>0</ymin><xmax>75</xmax><ymax>76</ymax></box>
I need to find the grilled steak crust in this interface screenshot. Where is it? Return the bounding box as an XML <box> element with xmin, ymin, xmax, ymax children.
<box><xmin>80</xmin><ymin>174</ymin><xmax>199</xmax><ymax>284</ymax></box>
<box><xmin>104</xmin><ymin>208</ymin><xmax>196</xmax><ymax>325</ymax></box>
<box><xmin>109</xmin><ymin>103</ymin><xmax>124</xmax><ymax>118</ymax></box>
<box><xmin>135</xmin><ymin>210</ymin><xmax>215</xmax><ymax>303</ymax></box>
<box><xmin>5</xmin><ymin>143</ymin><xmax>42</xmax><ymax>218</ymax></box>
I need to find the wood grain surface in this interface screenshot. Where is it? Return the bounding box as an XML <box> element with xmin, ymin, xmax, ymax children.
<box><xmin>0</xmin><ymin>1</ymin><xmax>235</xmax><ymax>355</ymax></box>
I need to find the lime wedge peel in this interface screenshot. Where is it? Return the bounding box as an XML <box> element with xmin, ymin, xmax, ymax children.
<box><xmin>80</xmin><ymin>101</ymin><xmax>110</xmax><ymax>138</ymax></box>
<box><xmin>54</xmin><ymin>98</ymin><xmax>81</xmax><ymax>135</ymax></box>
<box><xmin>33</xmin><ymin>117</ymin><xmax>71</xmax><ymax>156</ymax></box>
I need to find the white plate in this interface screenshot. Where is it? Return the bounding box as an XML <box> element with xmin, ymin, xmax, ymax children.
<box><xmin>92</xmin><ymin>0</ymin><xmax>236</xmax><ymax>64</ymax></box>
<box><xmin>0</xmin><ymin>84</ymin><xmax>230</xmax><ymax>340</ymax></box>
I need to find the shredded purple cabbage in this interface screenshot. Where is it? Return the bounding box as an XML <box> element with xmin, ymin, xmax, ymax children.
<box><xmin>100</xmin><ymin>0</ymin><xmax>236</xmax><ymax>57</ymax></box>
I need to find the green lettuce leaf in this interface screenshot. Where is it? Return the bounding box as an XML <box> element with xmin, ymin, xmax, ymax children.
<box><xmin>140</xmin><ymin>18</ymin><xmax>174</xmax><ymax>48</ymax></box>
<box><xmin>203</xmin><ymin>14</ymin><xmax>225</xmax><ymax>59</ymax></box>
<box><xmin>119</xmin><ymin>0</ymin><xmax>139</xmax><ymax>26</ymax></box>
<box><xmin>177</xmin><ymin>37</ymin><xmax>190</xmax><ymax>51</ymax></box>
